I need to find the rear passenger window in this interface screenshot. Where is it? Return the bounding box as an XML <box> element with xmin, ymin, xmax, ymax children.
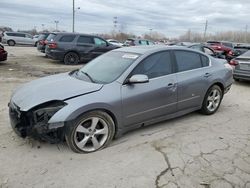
<box><xmin>77</xmin><ymin>36</ymin><xmax>94</xmax><ymax>44</ymax></box>
<box><xmin>18</xmin><ymin>33</ymin><xmax>25</xmax><ymax>37</ymax></box>
<box><xmin>201</xmin><ymin>55</ymin><xmax>209</xmax><ymax>67</ymax></box>
<box><xmin>175</xmin><ymin>51</ymin><xmax>202</xmax><ymax>72</ymax></box>
<box><xmin>59</xmin><ymin>35</ymin><xmax>76</xmax><ymax>42</ymax></box>
<box><xmin>25</xmin><ymin>34</ymin><xmax>32</xmax><ymax>38</ymax></box>
<box><xmin>131</xmin><ymin>51</ymin><xmax>172</xmax><ymax>79</ymax></box>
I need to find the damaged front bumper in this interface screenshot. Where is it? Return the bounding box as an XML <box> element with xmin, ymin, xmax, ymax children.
<box><xmin>8</xmin><ymin>101</ymin><xmax>66</xmax><ymax>143</ymax></box>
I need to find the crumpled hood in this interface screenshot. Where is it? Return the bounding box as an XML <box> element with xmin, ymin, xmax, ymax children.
<box><xmin>11</xmin><ymin>73</ymin><xmax>103</xmax><ymax>111</ymax></box>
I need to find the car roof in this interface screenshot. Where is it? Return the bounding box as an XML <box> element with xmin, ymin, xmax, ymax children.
<box><xmin>5</xmin><ymin>31</ymin><xmax>29</xmax><ymax>34</ymax></box>
<box><xmin>50</xmin><ymin>32</ymin><xmax>101</xmax><ymax>38</ymax></box>
<box><xmin>114</xmin><ymin>45</ymin><xmax>194</xmax><ymax>54</ymax></box>
<box><xmin>207</xmin><ymin>40</ymin><xmax>233</xmax><ymax>43</ymax></box>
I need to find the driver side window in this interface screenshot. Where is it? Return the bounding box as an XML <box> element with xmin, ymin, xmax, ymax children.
<box><xmin>94</xmin><ymin>37</ymin><xmax>107</xmax><ymax>46</ymax></box>
<box><xmin>131</xmin><ymin>51</ymin><xmax>173</xmax><ymax>79</ymax></box>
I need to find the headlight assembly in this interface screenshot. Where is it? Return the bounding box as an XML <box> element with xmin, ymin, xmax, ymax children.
<box><xmin>32</xmin><ymin>101</ymin><xmax>67</xmax><ymax>124</ymax></box>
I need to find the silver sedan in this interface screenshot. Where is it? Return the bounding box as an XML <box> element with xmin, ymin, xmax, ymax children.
<box><xmin>9</xmin><ymin>46</ymin><xmax>233</xmax><ymax>153</ymax></box>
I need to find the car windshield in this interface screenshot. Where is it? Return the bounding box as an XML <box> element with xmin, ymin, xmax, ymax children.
<box><xmin>76</xmin><ymin>51</ymin><xmax>140</xmax><ymax>84</ymax></box>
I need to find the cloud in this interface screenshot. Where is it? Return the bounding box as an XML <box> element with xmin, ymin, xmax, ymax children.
<box><xmin>0</xmin><ymin>0</ymin><xmax>249</xmax><ymax>37</ymax></box>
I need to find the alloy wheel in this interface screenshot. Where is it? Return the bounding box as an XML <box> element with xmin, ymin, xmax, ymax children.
<box><xmin>206</xmin><ymin>88</ymin><xmax>221</xmax><ymax>112</ymax></box>
<box><xmin>73</xmin><ymin>117</ymin><xmax>109</xmax><ymax>152</ymax></box>
<box><xmin>64</xmin><ymin>52</ymin><xmax>79</xmax><ymax>64</ymax></box>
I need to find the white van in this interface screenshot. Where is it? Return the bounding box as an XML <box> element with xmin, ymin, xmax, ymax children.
<box><xmin>2</xmin><ymin>32</ymin><xmax>36</xmax><ymax>46</ymax></box>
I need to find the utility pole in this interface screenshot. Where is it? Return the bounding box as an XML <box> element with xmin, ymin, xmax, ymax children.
<box><xmin>54</xmin><ymin>20</ymin><xmax>59</xmax><ymax>31</ymax></box>
<box><xmin>72</xmin><ymin>0</ymin><xmax>80</xmax><ymax>32</ymax></box>
<box><xmin>73</xmin><ymin>0</ymin><xmax>75</xmax><ymax>32</ymax></box>
<box><xmin>245</xmin><ymin>24</ymin><xmax>248</xmax><ymax>43</ymax></box>
<box><xmin>204</xmin><ymin>20</ymin><xmax>208</xmax><ymax>40</ymax></box>
<box><xmin>149</xmin><ymin>28</ymin><xmax>153</xmax><ymax>38</ymax></box>
<box><xmin>113</xmin><ymin>16</ymin><xmax>118</xmax><ymax>33</ymax></box>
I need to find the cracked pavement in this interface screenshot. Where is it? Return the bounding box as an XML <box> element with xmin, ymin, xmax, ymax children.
<box><xmin>0</xmin><ymin>46</ymin><xmax>250</xmax><ymax>188</ymax></box>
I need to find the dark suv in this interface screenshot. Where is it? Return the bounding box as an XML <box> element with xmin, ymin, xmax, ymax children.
<box><xmin>45</xmin><ymin>32</ymin><xmax>119</xmax><ymax>64</ymax></box>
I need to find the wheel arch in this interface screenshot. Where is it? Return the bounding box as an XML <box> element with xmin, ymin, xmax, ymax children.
<box><xmin>50</xmin><ymin>103</ymin><xmax>120</xmax><ymax>135</ymax></box>
<box><xmin>210</xmin><ymin>82</ymin><xmax>225</xmax><ymax>95</ymax></box>
<box><xmin>68</xmin><ymin>108</ymin><xmax>119</xmax><ymax>138</ymax></box>
<box><xmin>64</xmin><ymin>50</ymin><xmax>80</xmax><ymax>58</ymax></box>
<box><xmin>7</xmin><ymin>39</ymin><xmax>16</xmax><ymax>45</ymax></box>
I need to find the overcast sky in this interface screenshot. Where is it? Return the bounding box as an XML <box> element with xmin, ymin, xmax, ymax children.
<box><xmin>0</xmin><ymin>0</ymin><xmax>249</xmax><ymax>37</ymax></box>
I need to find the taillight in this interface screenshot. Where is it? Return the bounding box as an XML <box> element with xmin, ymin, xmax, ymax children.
<box><xmin>48</xmin><ymin>42</ymin><xmax>57</xmax><ymax>49</ymax></box>
<box><xmin>229</xmin><ymin>59</ymin><xmax>239</xmax><ymax>66</ymax></box>
<box><xmin>228</xmin><ymin>50</ymin><xmax>233</xmax><ymax>55</ymax></box>
<box><xmin>44</xmin><ymin>40</ymin><xmax>48</xmax><ymax>45</ymax></box>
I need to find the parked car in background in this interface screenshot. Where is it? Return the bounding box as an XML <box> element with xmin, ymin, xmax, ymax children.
<box><xmin>207</xmin><ymin>41</ymin><xmax>233</xmax><ymax>52</ymax></box>
<box><xmin>175</xmin><ymin>42</ymin><xmax>195</xmax><ymax>46</ymax></box>
<box><xmin>206</xmin><ymin>41</ymin><xmax>235</xmax><ymax>61</ymax></box>
<box><xmin>0</xmin><ymin>44</ymin><xmax>7</xmax><ymax>62</ymax></box>
<box><xmin>123</xmin><ymin>38</ymin><xmax>154</xmax><ymax>46</ymax></box>
<box><xmin>33</xmin><ymin>35</ymin><xmax>39</xmax><ymax>47</ymax></box>
<box><xmin>233</xmin><ymin>44</ymin><xmax>250</xmax><ymax>56</ymax></box>
<box><xmin>107</xmin><ymin>39</ymin><xmax>124</xmax><ymax>47</ymax></box>
<box><xmin>188</xmin><ymin>43</ymin><xmax>225</xmax><ymax>59</ymax></box>
<box><xmin>229</xmin><ymin>50</ymin><xmax>250</xmax><ymax>81</ymax></box>
<box><xmin>2</xmin><ymin>32</ymin><xmax>36</xmax><ymax>46</ymax></box>
<box><xmin>9</xmin><ymin>46</ymin><xmax>233</xmax><ymax>153</ymax></box>
<box><xmin>45</xmin><ymin>32</ymin><xmax>119</xmax><ymax>64</ymax></box>
<box><xmin>37</xmin><ymin>33</ymin><xmax>50</xmax><ymax>53</ymax></box>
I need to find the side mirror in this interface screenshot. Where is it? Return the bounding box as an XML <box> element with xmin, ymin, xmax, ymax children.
<box><xmin>128</xmin><ymin>74</ymin><xmax>149</xmax><ymax>84</ymax></box>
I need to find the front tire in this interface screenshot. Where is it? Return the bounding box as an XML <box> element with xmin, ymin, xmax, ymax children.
<box><xmin>200</xmin><ymin>85</ymin><xmax>223</xmax><ymax>115</ymax></box>
<box><xmin>64</xmin><ymin>52</ymin><xmax>80</xmax><ymax>65</ymax></box>
<box><xmin>65</xmin><ymin>111</ymin><xmax>115</xmax><ymax>153</ymax></box>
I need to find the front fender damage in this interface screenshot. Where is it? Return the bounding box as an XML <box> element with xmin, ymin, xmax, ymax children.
<box><xmin>9</xmin><ymin>100</ymin><xmax>67</xmax><ymax>143</ymax></box>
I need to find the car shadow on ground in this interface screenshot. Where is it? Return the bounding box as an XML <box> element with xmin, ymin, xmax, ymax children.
<box><xmin>14</xmin><ymin>111</ymin><xmax>201</xmax><ymax>154</ymax></box>
<box><xmin>234</xmin><ymin>80</ymin><xmax>250</xmax><ymax>86</ymax></box>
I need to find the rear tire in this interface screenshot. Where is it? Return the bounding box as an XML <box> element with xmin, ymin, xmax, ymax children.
<box><xmin>65</xmin><ymin>111</ymin><xmax>115</xmax><ymax>153</ymax></box>
<box><xmin>200</xmin><ymin>85</ymin><xmax>223</xmax><ymax>115</ymax></box>
<box><xmin>8</xmin><ymin>40</ymin><xmax>15</xmax><ymax>46</ymax></box>
<box><xmin>64</xmin><ymin>52</ymin><xmax>80</xmax><ymax>65</ymax></box>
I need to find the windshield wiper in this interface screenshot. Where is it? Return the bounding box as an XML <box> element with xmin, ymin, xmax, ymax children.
<box><xmin>80</xmin><ymin>71</ymin><xmax>95</xmax><ymax>83</ymax></box>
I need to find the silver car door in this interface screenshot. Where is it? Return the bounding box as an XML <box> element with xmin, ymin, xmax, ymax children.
<box><xmin>121</xmin><ymin>51</ymin><xmax>177</xmax><ymax>127</ymax></box>
<box><xmin>24</xmin><ymin>34</ymin><xmax>34</xmax><ymax>45</ymax></box>
<box><xmin>174</xmin><ymin>50</ymin><xmax>211</xmax><ymax>110</ymax></box>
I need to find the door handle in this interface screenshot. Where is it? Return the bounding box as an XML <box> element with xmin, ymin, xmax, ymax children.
<box><xmin>167</xmin><ymin>83</ymin><xmax>175</xmax><ymax>88</ymax></box>
<box><xmin>204</xmin><ymin>73</ymin><xmax>212</xmax><ymax>78</ymax></box>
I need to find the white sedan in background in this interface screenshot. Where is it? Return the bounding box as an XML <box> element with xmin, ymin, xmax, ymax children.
<box><xmin>107</xmin><ymin>39</ymin><xmax>124</xmax><ymax>47</ymax></box>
